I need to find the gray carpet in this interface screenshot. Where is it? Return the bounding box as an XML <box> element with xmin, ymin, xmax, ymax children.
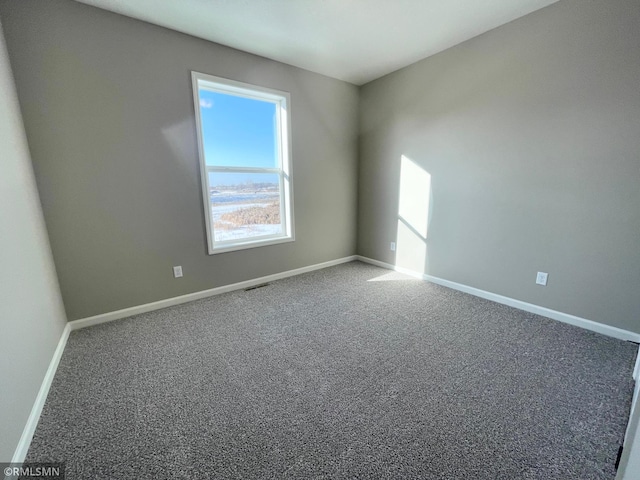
<box><xmin>26</xmin><ymin>261</ymin><xmax>636</xmax><ymax>479</ymax></box>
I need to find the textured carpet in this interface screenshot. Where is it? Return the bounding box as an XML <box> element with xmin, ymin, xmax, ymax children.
<box><xmin>26</xmin><ymin>261</ymin><xmax>636</xmax><ymax>479</ymax></box>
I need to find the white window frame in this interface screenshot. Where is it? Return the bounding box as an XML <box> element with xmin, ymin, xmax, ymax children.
<box><xmin>191</xmin><ymin>72</ymin><xmax>295</xmax><ymax>255</ymax></box>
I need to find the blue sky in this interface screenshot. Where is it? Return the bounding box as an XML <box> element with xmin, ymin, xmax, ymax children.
<box><xmin>199</xmin><ymin>89</ymin><xmax>279</xmax><ymax>186</ymax></box>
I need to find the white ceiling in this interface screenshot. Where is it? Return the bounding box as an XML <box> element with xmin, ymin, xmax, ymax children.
<box><xmin>75</xmin><ymin>0</ymin><xmax>559</xmax><ymax>85</ymax></box>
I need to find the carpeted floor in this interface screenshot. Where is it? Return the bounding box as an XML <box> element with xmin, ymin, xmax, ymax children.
<box><xmin>26</xmin><ymin>261</ymin><xmax>637</xmax><ymax>479</ymax></box>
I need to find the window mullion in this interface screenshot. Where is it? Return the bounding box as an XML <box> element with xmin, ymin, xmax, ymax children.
<box><xmin>278</xmin><ymin>171</ymin><xmax>286</xmax><ymax>233</ymax></box>
<box><xmin>207</xmin><ymin>166</ymin><xmax>280</xmax><ymax>174</ymax></box>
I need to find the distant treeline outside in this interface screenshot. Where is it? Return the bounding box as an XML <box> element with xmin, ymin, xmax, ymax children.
<box><xmin>210</xmin><ymin>182</ymin><xmax>278</xmax><ymax>191</ymax></box>
<box><xmin>210</xmin><ymin>183</ymin><xmax>282</xmax><ymax>241</ymax></box>
<box><xmin>217</xmin><ymin>201</ymin><xmax>281</xmax><ymax>230</ymax></box>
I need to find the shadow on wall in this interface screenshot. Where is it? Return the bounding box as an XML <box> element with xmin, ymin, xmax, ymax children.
<box><xmin>395</xmin><ymin>155</ymin><xmax>432</xmax><ymax>274</ymax></box>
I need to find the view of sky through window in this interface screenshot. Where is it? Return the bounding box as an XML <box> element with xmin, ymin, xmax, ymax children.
<box><xmin>199</xmin><ymin>89</ymin><xmax>278</xmax><ymax>178</ymax></box>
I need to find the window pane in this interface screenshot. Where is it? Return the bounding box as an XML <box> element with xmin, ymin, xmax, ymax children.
<box><xmin>208</xmin><ymin>172</ymin><xmax>283</xmax><ymax>242</ymax></box>
<box><xmin>199</xmin><ymin>88</ymin><xmax>279</xmax><ymax>169</ymax></box>
<box><xmin>193</xmin><ymin>72</ymin><xmax>294</xmax><ymax>254</ymax></box>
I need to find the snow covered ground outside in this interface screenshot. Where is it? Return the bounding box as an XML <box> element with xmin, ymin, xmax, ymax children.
<box><xmin>213</xmin><ymin>223</ymin><xmax>282</xmax><ymax>242</ymax></box>
<box><xmin>210</xmin><ymin>190</ymin><xmax>282</xmax><ymax>242</ymax></box>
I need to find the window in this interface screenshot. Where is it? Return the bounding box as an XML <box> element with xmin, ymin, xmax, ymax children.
<box><xmin>192</xmin><ymin>72</ymin><xmax>294</xmax><ymax>254</ymax></box>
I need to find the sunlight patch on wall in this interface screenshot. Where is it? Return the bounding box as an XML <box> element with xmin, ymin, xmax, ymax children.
<box><xmin>396</xmin><ymin>155</ymin><xmax>431</xmax><ymax>274</ymax></box>
<box><xmin>162</xmin><ymin>117</ymin><xmax>197</xmax><ymax>170</ymax></box>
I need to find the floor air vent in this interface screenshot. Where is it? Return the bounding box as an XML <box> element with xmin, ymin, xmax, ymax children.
<box><xmin>244</xmin><ymin>283</ymin><xmax>270</xmax><ymax>292</ymax></box>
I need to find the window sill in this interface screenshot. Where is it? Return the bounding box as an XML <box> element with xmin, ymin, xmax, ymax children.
<box><xmin>209</xmin><ymin>235</ymin><xmax>294</xmax><ymax>255</ymax></box>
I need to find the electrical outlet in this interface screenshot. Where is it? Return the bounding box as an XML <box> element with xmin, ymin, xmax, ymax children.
<box><xmin>173</xmin><ymin>266</ymin><xmax>183</xmax><ymax>278</ymax></box>
<box><xmin>390</xmin><ymin>242</ymin><xmax>396</xmax><ymax>251</ymax></box>
<box><xmin>536</xmin><ymin>271</ymin><xmax>548</xmax><ymax>286</ymax></box>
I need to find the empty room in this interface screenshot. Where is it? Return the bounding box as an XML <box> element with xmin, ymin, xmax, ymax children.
<box><xmin>1</xmin><ymin>0</ymin><xmax>639</xmax><ymax>478</ymax></box>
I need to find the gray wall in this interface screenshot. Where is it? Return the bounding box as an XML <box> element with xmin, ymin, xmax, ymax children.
<box><xmin>358</xmin><ymin>0</ymin><xmax>640</xmax><ymax>332</ymax></box>
<box><xmin>1</xmin><ymin>0</ymin><xmax>638</xmax><ymax>333</ymax></box>
<box><xmin>0</xmin><ymin>0</ymin><xmax>359</xmax><ymax>321</ymax></box>
<box><xmin>0</xmin><ymin>20</ymin><xmax>67</xmax><ymax>462</ymax></box>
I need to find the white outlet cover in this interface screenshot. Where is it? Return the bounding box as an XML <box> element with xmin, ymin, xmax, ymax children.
<box><xmin>173</xmin><ymin>266</ymin><xmax>183</xmax><ymax>278</ymax></box>
<box><xmin>536</xmin><ymin>272</ymin><xmax>548</xmax><ymax>286</ymax></box>
<box><xmin>390</xmin><ymin>242</ymin><xmax>396</xmax><ymax>251</ymax></box>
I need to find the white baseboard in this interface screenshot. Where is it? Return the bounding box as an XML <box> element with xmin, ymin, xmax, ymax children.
<box><xmin>11</xmin><ymin>254</ymin><xmax>640</xmax><ymax>475</ymax></box>
<box><xmin>356</xmin><ymin>255</ymin><xmax>640</xmax><ymax>343</ymax></box>
<box><xmin>358</xmin><ymin>254</ymin><xmax>640</xmax><ymax>464</ymax></box>
<box><xmin>69</xmin><ymin>256</ymin><xmax>358</xmax><ymax>331</ymax></box>
<box><xmin>10</xmin><ymin>256</ymin><xmax>357</xmax><ymax>466</ymax></box>
<box><xmin>628</xmin><ymin>356</ymin><xmax>640</xmax><ymax>427</ymax></box>
<box><xmin>634</xmin><ymin>350</ymin><xmax>640</xmax><ymax>382</ymax></box>
<box><xmin>10</xmin><ymin>323</ymin><xmax>71</xmax><ymax>464</ymax></box>
<box><xmin>627</xmin><ymin>349</ymin><xmax>640</xmax><ymax>440</ymax></box>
